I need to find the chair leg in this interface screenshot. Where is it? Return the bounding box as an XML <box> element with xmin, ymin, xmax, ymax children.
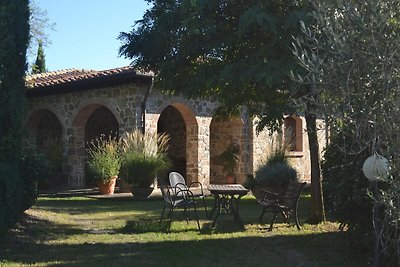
<box><xmin>259</xmin><ymin>207</ymin><xmax>266</xmax><ymax>224</ymax></box>
<box><xmin>160</xmin><ymin>203</ymin><xmax>167</xmax><ymax>223</ymax></box>
<box><xmin>202</xmin><ymin>197</ymin><xmax>208</xmax><ymax>218</ymax></box>
<box><xmin>294</xmin><ymin>208</ymin><xmax>301</xmax><ymax>230</ymax></box>
<box><xmin>193</xmin><ymin>203</ymin><xmax>201</xmax><ymax>230</ymax></box>
<box><xmin>269</xmin><ymin>212</ymin><xmax>278</xmax><ymax>231</ymax></box>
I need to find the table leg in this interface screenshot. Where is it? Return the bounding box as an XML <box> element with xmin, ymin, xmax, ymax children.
<box><xmin>231</xmin><ymin>195</ymin><xmax>245</xmax><ymax>229</ymax></box>
<box><xmin>211</xmin><ymin>195</ymin><xmax>221</xmax><ymax>228</ymax></box>
<box><xmin>209</xmin><ymin>194</ymin><xmax>218</xmax><ymax>219</ymax></box>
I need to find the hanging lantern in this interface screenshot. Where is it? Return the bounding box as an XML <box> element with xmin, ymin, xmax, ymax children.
<box><xmin>362</xmin><ymin>154</ymin><xmax>389</xmax><ymax>182</ymax></box>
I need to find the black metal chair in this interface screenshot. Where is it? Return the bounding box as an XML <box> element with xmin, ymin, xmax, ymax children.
<box><xmin>257</xmin><ymin>181</ymin><xmax>306</xmax><ymax>231</ymax></box>
<box><xmin>159</xmin><ymin>183</ymin><xmax>201</xmax><ymax>231</ymax></box>
<box><xmin>169</xmin><ymin>172</ymin><xmax>208</xmax><ymax>217</ymax></box>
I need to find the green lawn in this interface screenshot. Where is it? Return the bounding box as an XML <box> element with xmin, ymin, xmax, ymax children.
<box><xmin>0</xmin><ymin>194</ymin><xmax>368</xmax><ymax>266</ymax></box>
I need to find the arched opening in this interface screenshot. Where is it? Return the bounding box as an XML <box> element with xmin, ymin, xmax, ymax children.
<box><xmin>157</xmin><ymin>105</ymin><xmax>187</xmax><ymax>180</ymax></box>
<box><xmin>210</xmin><ymin>112</ymin><xmax>245</xmax><ymax>184</ymax></box>
<box><xmin>83</xmin><ymin>106</ymin><xmax>119</xmax><ymax>186</ymax></box>
<box><xmin>156</xmin><ymin>103</ymin><xmax>199</xmax><ymax>184</ymax></box>
<box><xmin>70</xmin><ymin>104</ymin><xmax>120</xmax><ymax>188</ymax></box>
<box><xmin>85</xmin><ymin>106</ymin><xmax>119</xmax><ymax>143</ymax></box>
<box><xmin>25</xmin><ymin>109</ymin><xmax>64</xmax><ymax>189</ymax></box>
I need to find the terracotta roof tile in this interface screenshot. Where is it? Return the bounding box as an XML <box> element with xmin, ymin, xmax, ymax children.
<box><xmin>26</xmin><ymin>66</ymin><xmax>152</xmax><ymax>89</ymax></box>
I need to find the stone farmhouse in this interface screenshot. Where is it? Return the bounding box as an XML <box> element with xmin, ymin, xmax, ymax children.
<box><xmin>25</xmin><ymin>66</ymin><xmax>327</xmax><ymax>189</ymax></box>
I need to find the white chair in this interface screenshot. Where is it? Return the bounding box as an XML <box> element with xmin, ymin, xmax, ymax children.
<box><xmin>169</xmin><ymin>172</ymin><xmax>208</xmax><ymax>217</ymax></box>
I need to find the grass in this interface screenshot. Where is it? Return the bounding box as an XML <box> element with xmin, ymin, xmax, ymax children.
<box><xmin>0</xmin><ymin>194</ymin><xmax>368</xmax><ymax>267</ymax></box>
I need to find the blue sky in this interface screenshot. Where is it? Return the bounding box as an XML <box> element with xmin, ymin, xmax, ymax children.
<box><xmin>33</xmin><ymin>0</ymin><xmax>150</xmax><ymax>71</ymax></box>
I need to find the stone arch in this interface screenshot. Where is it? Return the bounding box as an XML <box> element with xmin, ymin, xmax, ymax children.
<box><xmin>69</xmin><ymin>103</ymin><xmax>120</xmax><ymax>187</ymax></box>
<box><xmin>25</xmin><ymin>108</ymin><xmax>64</xmax><ymax>189</ymax></box>
<box><xmin>157</xmin><ymin>103</ymin><xmax>199</xmax><ymax>184</ymax></box>
<box><xmin>25</xmin><ymin>108</ymin><xmax>63</xmax><ymax>147</ymax></box>
<box><xmin>210</xmin><ymin>110</ymin><xmax>246</xmax><ymax>184</ymax></box>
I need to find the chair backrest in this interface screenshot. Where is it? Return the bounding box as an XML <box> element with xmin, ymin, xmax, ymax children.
<box><xmin>159</xmin><ymin>185</ymin><xmax>172</xmax><ymax>204</ymax></box>
<box><xmin>281</xmin><ymin>181</ymin><xmax>306</xmax><ymax>208</ymax></box>
<box><xmin>169</xmin><ymin>172</ymin><xmax>187</xmax><ymax>190</ymax></box>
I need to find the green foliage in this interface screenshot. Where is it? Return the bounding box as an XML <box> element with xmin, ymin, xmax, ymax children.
<box><xmin>0</xmin><ymin>0</ymin><xmax>30</xmax><ymax>240</ymax></box>
<box><xmin>220</xmin><ymin>142</ymin><xmax>240</xmax><ymax>175</ymax></box>
<box><xmin>295</xmin><ymin>0</ymin><xmax>400</xmax><ymax>261</ymax></box>
<box><xmin>31</xmin><ymin>40</ymin><xmax>46</xmax><ymax>74</ymax></box>
<box><xmin>120</xmin><ymin>130</ymin><xmax>170</xmax><ymax>188</ymax></box>
<box><xmin>255</xmin><ymin>162</ymin><xmax>298</xmax><ymax>187</ymax></box>
<box><xmin>86</xmin><ymin>135</ymin><xmax>121</xmax><ymax>184</ymax></box>
<box><xmin>41</xmin><ymin>137</ymin><xmax>64</xmax><ymax>180</ymax></box>
<box><xmin>253</xmin><ymin>146</ymin><xmax>298</xmax><ymax>187</ymax></box>
<box><xmin>119</xmin><ymin>0</ymin><xmax>310</xmax><ymax>131</ymax></box>
<box><xmin>20</xmin><ymin>145</ymin><xmax>49</xmax><ymax>211</ymax></box>
<box><xmin>120</xmin><ymin>152</ymin><xmax>169</xmax><ymax>188</ymax></box>
<box><xmin>321</xmin><ymin>133</ymin><xmax>373</xmax><ymax>252</ymax></box>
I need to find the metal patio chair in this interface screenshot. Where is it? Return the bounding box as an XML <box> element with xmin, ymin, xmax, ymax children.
<box><xmin>159</xmin><ymin>183</ymin><xmax>201</xmax><ymax>231</ymax></box>
<box><xmin>258</xmin><ymin>181</ymin><xmax>306</xmax><ymax>231</ymax></box>
<box><xmin>169</xmin><ymin>172</ymin><xmax>208</xmax><ymax>217</ymax></box>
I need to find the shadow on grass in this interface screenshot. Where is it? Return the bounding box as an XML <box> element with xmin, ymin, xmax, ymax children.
<box><xmin>1</xmin><ymin>227</ymin><xmax>367</xmax><ymax>267</ymax></box>
<box><xmin>0</xmin><ymin>196</ymin><xmax>369</xmax><ymax>267</ymax></box>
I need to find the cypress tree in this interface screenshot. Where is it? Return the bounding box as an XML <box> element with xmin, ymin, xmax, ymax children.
<box><xmin>0</xmin><ymin>0</ymin><xmax>30</xmax><ymax>239</ymax></box>
<box><xmin>31</xmin><ymin>40</ymin><xmax>46</xmax><ymax>74</ymax></box>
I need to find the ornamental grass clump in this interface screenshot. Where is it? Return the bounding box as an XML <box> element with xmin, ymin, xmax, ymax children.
<box><xmin>86</xmin><ymin>135</ymin><xmax>121</xmax><ymax>184</ymax></box>
<box><xmin>120</xmin><ymin>130</ymin><xmax>170</xmax><ymax>188</ymax></box>
<box><xmin>251</xmin><ymin>142</ymin><xmax>298</xmax><ymax>188</ymax></box>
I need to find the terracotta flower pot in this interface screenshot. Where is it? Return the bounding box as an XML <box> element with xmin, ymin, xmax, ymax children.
<box><xmin>98</xmin><ymin>176</ymin><xmax>117</xmax><ymax>195</ymax></box>
<box><xmin>226</xmin><ymin>175</ymin><xmax>236</xmax><ymax>184</ymax></box>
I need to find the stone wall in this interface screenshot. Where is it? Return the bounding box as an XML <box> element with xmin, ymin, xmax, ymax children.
<box><xmin>26</xmin><ymin>80</ymin><xmax>327</xmax><ymax>189</ymax></box>
<box><xmin>252</xmin><ymin>116</ymin><xmax>327</xmax><ymax>182</ymax></box>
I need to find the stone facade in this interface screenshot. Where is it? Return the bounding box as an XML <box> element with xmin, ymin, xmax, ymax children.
<box><xmin>25</xmin><ymin>69</ymin><xmax>327</xmax><ymax>189</ymax></box>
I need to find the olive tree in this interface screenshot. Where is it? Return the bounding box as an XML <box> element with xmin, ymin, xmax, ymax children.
<box><xmin>293</xmin><ymin>0</ymin><xmax>400</xmax><ymax>264</ymax></box>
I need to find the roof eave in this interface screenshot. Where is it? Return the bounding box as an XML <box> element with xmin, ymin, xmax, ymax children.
<box><xmin>26</xmin><ymin>72</ymin><xmax>153</xmax><ymax>97</ymax></box>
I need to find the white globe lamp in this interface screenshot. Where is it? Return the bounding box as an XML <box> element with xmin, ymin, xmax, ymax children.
<box><xmin>362</xmin><ymin>154</ymin><xmax>389</xmax><ymax>182</ymax></box>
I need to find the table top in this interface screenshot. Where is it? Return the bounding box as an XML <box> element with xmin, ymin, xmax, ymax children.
<box><xmin>208</xmin><ymin>184</ymin><xmax>249</xmax><ymax>195</ymax></box>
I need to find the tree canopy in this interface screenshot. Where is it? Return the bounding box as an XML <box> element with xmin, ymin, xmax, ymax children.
<box><xmin>119</xmin><ymin>0</ymin><xmax>326</xmax><ymax>223</ymax></box>
<box><xmin>31</xmin><ymin>40</ymin><xmax>46</xmax><ymax>74</ymax></box>
<box><xmin>0</xmin><ymin>0</ymin><xmax>30</xmax><ymax>239</ymax></box>
<box><xmin>294</xmin><ymin>0</ymin><xmax>400</xmax><ymax>263</ymax></box>
<box><xmin>120</xmin><ymin>0</ymin><xmax>309</xmax><ymax>130</ymax></box>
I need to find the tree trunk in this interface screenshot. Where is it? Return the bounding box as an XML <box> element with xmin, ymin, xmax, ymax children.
<box><xmin>305</xmin><ymin>106</ymin><xmax>326</xmax><ymax>223</ymax></box>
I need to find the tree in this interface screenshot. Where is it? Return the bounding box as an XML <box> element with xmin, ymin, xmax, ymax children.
<box><xmin>0</xmin><ymin>0</ymin><xmax>30</xmax><ymax>239</ymax></box>
<box><xmin>28</xmin><ymin>0</ymin><xmax>54</xmax><ymax>66</ymax></box>
<box><xmin>31</xmin><ymin>40</ymin><xmax>46</xmax><ymax>74</ymax></box>
<box><xmin>120</xmin><ymin>0</ymin><xmax>326</xmax><ymax>222</ymax></box>
<box><xmin>293</xmin><ymin>0</ymin><xmax>400</xmax><ymax>264</ymax></box>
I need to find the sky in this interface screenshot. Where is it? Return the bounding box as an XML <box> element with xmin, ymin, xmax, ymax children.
<box><xmin>32</xmin><ymin>0</ymin><xmax>151</xmax><ymax>71</ymax></box>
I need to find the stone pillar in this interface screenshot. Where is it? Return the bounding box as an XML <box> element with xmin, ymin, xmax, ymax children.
<box><xmin>66</xmin><ymin>126</ymin><xmax>85</xmax><ymax>188</ymax></box>
<box><xmin>196</xmin><ymin>117</ymin><xmax>212</xmax><ymax>186</ymax></box>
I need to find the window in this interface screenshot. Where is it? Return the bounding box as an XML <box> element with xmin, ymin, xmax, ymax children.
<box><xmin>284</xmin><ymin>116</ymin><xmax>303</xmax><ymax>152</ymax></box>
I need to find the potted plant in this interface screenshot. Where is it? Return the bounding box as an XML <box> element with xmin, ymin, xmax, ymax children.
<box><xmin>246</xmin><ymin>145</ymin><xmax>298</xmax><ymax>200</ymax></box>
<box><xmin>86</xmin><ymin>135</ymin><xmax>120</xmax><ymax>194</ymax></box>
<box><xmin>120</xmin><ymin>130</ymin><xmax>170</xmax><ymax>199</ymax></box>
<box><xmin>220</xmin><ymin>142</ymin><xmax>240</xmax><ymax>183</ymax></box>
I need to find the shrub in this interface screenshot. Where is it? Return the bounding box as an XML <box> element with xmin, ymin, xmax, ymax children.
<box><xmin>252</xmin><ymin>143</ymin><xmax>298</xmax><ymax>187</ymax></box>
<box><xmin>86</xmin><ymin>135</ymin><xmax>120</xmax><ymax>184</ymax></box>
<box><xmin>255</xmin><ymin>162</ymin><xmax>298</xmax><ymax>187</ymax></box>
<box><xmin>120</xmin><ymin>130</ymin><xmax>170</xmax><ymax>188</ymax></box>
<box><xmin>41</xmin><ymin>137</ymin><xmax>64</xmax><ymax>180</ymax></box>
<box><xmin>20</xmin><ymin>145</ymin><xmax>49</xmax><ymax>211</ymax></box>
<box><xmin>321</xmin><ymin>137</ymin><xmax>373</xmax><ymax>252</ymax></box>
<box><xmin>220</xmin><ymin>142</ymin><xmax>240</xmax><ymax>176</ymax></box>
